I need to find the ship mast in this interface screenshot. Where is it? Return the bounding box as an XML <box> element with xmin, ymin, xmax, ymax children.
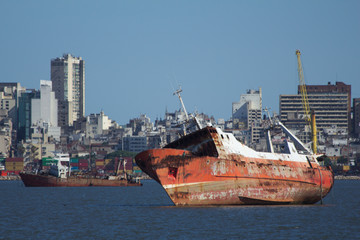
<box><xmin>173</xmin><ymin>86</ymin><xmax>189</xmax><ymax>121</ymax></box>
<box><xmin>264</xmin><ymin>108</ymin><xmax>274</xmax><ymax>153</ymax></box>
<box><xmin>173</xmin><ymin>86</ymin><xmax>202</xmax><ymax>134</ymax></box>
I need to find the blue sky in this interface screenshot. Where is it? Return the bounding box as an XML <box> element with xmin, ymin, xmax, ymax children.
<box><xmin>1</xmin><ymin>1</ymin><xmax>359</xmax><ymax>124</ymax></box>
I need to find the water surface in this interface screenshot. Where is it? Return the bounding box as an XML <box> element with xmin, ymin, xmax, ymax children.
<box><xmin>0</xmin><ymin>180</ymin><xmax>359</xmax><ymax>239</ymax></box>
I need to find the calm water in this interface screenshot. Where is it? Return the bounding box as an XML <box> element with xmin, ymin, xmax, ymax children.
<box><xmin>0</xmin><ymin>179</ymin><xmax>359</xmax><ymax>240</ymax></box>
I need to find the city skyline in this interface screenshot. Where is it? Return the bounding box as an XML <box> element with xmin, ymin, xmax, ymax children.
<box><xmin>1</xmin><ymin>1</ymin><xmax>359</xmax><ymax>124</ymax></box>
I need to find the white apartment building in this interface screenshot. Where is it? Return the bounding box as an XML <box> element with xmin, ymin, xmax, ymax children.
<box><xmin>232</xmin><ymin>88</ymin><xmax>262</xmax><ymax>127</ymax></box>
<box><xmin>86</xmin><ymin>111</ymin><xmax>113</xmax><ymax>139</ymax></box>
<box><xmin>51</xmin><ymin>54</ymin><xmax>85</xmax><ymax>127</ymax></box>
<box><xmin>31</xmin><ymin>81</ymin><xmax>60</xmax><ymax>141</ymax></box>
<box><xmin>232</xmin><ymin>89</ymin><xmax>262</xmax><ymax>143</ymax></box>
<box><xmin>31</xmin><ymin>80</ymin><xmax>58</xmax><ymax>127</ymax></box>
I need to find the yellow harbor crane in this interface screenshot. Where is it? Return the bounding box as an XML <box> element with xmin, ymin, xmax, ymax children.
<box><xmin>296</xmin><ymin>49</ymin><xmax>317</xmax><ymax>154</ymax></box>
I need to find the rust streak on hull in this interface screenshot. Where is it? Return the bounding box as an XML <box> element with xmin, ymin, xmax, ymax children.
<box><xmin>135</xmin><ymin>126</ymin><xmax>334</xmax><ymax>206</ymax></box>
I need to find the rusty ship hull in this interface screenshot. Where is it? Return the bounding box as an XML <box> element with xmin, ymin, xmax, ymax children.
<box><xmin>19</xmin><ymin>172</ymin><xmax>142</xmax><ymax>187</ymax></box>
<box><xmin>135</xmin><ymin>126</ymin><xmax>334</xmax><ymax>206</ymax></box>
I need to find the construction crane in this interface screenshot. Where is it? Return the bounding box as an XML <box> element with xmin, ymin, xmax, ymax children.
<box><xmin>296</xmin><ymin>49</ymin><xmax>317</xmax><ymax>154</ymax></box>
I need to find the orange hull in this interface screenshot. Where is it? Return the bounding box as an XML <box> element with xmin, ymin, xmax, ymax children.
<box><xmin>136</xmin><ymin>127</ymin><xmax>334</xmax><ymax>206</ymax></box>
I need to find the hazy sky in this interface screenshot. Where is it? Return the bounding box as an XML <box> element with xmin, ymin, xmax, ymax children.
<box><xmin>1</xmin><ymin>1</ymin><xmax>359</xmax><ymax>124</ymax></box>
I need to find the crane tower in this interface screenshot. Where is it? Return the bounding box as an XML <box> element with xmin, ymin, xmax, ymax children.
<box><xmin>296</xmin><ymin>50</ymin><xmax>317</xmax><ymax>154</ymax></box>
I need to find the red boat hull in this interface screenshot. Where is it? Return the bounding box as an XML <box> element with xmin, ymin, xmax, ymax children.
<box><xmin>135</xmin><ymin>148</ymin><xmax>334</xmax><ymax>205</ymax></box>
<box><xmin>19</xmin><ymin>172</ymin><xmax>142</xmax><ymax>187</ymax></box>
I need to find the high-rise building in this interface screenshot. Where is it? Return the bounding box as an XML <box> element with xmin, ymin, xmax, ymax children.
<box><xmin>300</xmin><ymin>81</ymin><xmax>351</xmax><ymax>133</ymax></box>
<box><xmin>300</xmin><ymin>82</ymin><xmax>351</xmax><ymax>112</ymax></box>
<box><xmin>51</xmin><ymin>54</ymin><xmax>85</xmax><ymax>127</ymax></box>
<box><xmin>232</xmin><ymin>89</ymin><xmax>262</xmax><ymax>126</ymax></box>
<box><xmin>31</xmin><ymin>80</ymin><xmax>61</xmax><ymax>142</ymax></box>
<box><xmin>31</xmin><ymin>80</ymin><xmax>58</xmax><ymax>127</ymax></box>
<box><xmin>280</xmin><ymin>82</ymin><xmax>351</xmax><ymax>143</ymax></box>
<box><xmin>280</xmin><ymin>93</ymin><xmax>349</xmax><ymax>138</ymax></box>
<box><xmin>353</xmin><ymin>98</ymin><xmax>360</xmax><ymax>137</ymax></box>
<box><xmin>18</xmin><ymin>90</ymin><xmax>40</xmax><ymax>141</ymax></box>
<box><xmin>232</xmin><ymin>89</ymin><xmax>262</xmax><ymax>143</ymax></box>
<box><xmin>0</xmin><ymin>82</ymin><xmax>26</xmax><ymax>132</ymax></box>
<box><xmin>0</xmin><ymin>109</ymin><xmax>12</xmax><ymax>157</ymax></box>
